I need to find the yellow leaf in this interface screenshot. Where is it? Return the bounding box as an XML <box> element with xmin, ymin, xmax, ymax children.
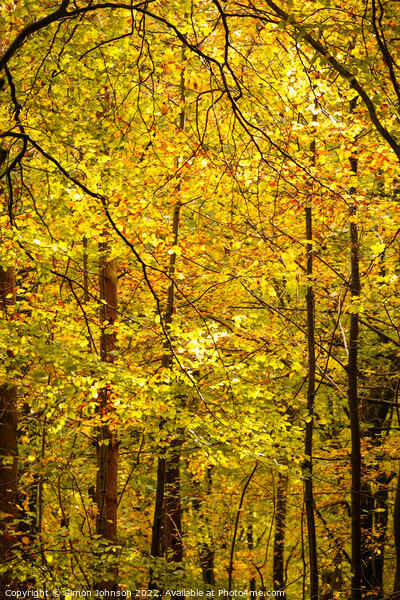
<box><xmin>168</xmin><ymin>245</ymin><xmax>181</xmax><ymax>256</ymax></box>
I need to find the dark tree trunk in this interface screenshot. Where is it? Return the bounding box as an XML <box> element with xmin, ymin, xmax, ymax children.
<box><xmin>149</xmin><ymin>199</ymin><xmax>183</xmax><ymax>590</ymax></box>
<box><xmin>302</xmin><ymin>105</ymin><xmax>319</xmax><ymax>600</ymax></box>
<box><xmin>0</xmin><ymin>267</ymin><xmax>18</xmax><ymax>594</ymax></box>
<box><xmin>303</xmin><ymin>142</ymin><xmax>318</xmax><ymax>599</ymax></box>
<box><xmin>247</xmin><ymin>523</ymin><xmax>256</xmax><ymax>593</ymax></box>
<box><xmin>273</xmin><ymin>472</ymin><xmax>288</xmax><ymax>599</ymax></box>
<box><xmin>228</xmin><ymin>464</ymin><xmax>257</xmax><ymax>593</ymax></box>
<box><xmin>347</xmin><ymin>206</ymin><xmax>362</xmax><ymax>600</ymax></box>
<box><xmin>95</xmin><ymin>249</ymin><xmax>118</xmax><ymax>591</ymax></box>
<box><xmin>162</xmin><ymin>440</ymin><xmax>183</xmax><ymax>563</ymax></box>
<box><xmin>394</xmin><ymin>465</ymin><xmax>400</xmax><ymax>596</ymax></box>
<box><xmin>200</xmin><ymin>545</ymin><xmax>215</xmax><ymax>587</ymax></box>
<box><xmin>346</xmin><ymin>91</ymin><xmax>362</xmax><ymax>599</ymax></box>
<box><xmin>149</xmin><ymin>56</ymin><xmax>186</xmax><ymax>587</ymax></box>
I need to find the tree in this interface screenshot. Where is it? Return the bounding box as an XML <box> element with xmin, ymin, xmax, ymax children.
<box><xmin>0</xmin><ymin>266</ymin><xmax>18</xmax><ymax>594</ymax></box>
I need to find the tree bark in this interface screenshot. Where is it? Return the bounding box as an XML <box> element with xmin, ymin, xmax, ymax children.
<box><xmin>394</xmin><ymin>465</ymin><xmax>400</xmax><ymax>596</ymax></box>
<box><xmin>303</xmin><ymin>110</ymin><xmax>318</xmax><ymax>600</ymax></box>
<box><xmin>162</xmin><ymin>438</ymin><xmax>183</xmax><ymax>563</ymax></box>
<box><xmin>347</xmin><ymin>205</ymin><xmax>362</xmax><ymax>600</ymax></box>
<box><xmin>273</xmin><ymin>472</ymin><xmax>288</xmax><ymax>599</ymax></box>
<box><xmin>304</xmin><ymin>200</ymin><xmax>318</xmax><ymax>600</ymax></box>
<box><xmin>149</xmin><ymin>199</ymin><xmax>183</xmax><ymax>589</ymax></box>
<box><xmin>149</xmin><ymin>53</ymin><xmax>185</xmax><ymax>589</ymax></box>
<box><xmin>228</xmin><ymin>464</ymin><xmax>257</xmax><ymax>593</ymax></box>
<box><xmin>0</xmin><ymin>266</ymin><xmax>18</xmax><ymax>594</ymax></box>
<box><xmin>95</xmin><ymin>246</ymin><xmax>118</xmax><ymax>591</ymax></box>
<box><xmin>247</xmin><ymin>523</ymin><xmax>256</xmax><ymax>594</ymax></box>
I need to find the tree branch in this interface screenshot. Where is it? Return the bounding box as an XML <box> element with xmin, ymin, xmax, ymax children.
<box><xmin>253</xmin><ymin>0</ymin><xmax>400</xmax><ymax>161</ymax></box>
<box><xmin>0</xmin><ymin>0</ymin><xmax>70</xmax><ymax>71</ymax></box>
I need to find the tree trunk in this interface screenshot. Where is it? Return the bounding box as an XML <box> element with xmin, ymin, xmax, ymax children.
<box><xmin>149</xmin><ymin>199</ymin><xmax>183</xmax><ymax>589</ymax></box>
<box><xmin>393</xmin><ymin>465</ymin><xmax>400</xmax><ymax>596</ymax></box>
<box><xmin>273</xmin><ymin>472</ymin><xmax>288</xmax><ymax>599</ymax></box>
<box><xmin>162</xmin><ymin>439</ymin><xmax>183</xmax><ymax>563</ymax></box>
<box><xmin>247</xmin><ymin>523</ymin><xmax>256</xmax><ymax>594</ymax></box>
<box><xmin>347</xmin><ymin>205</ymin><xmax>362</xmax><ymax>600</ymax></box>
<box><xmin>200</xmin><ymin>468</ymin><xmax>215</xmax><ymax>587</ymax></box>
<box><xmin>228</xmin><ymin>464</ymin><xmax>258</xmax><ymax>593</ymax></box>
<box><xmin>200</xmin><ymin>544</ymin><xmax>215</xmax><ymax>588</ymax></box>
<box><xmin>149</xmin><ymin>59</ymin><xmax>185</xmax><ymax>588</ymax></box>
<box><xmin>346</xmin><ymin>88</ymin><xmax>362</xmax><ymax>600</ymax></box>
<box><xmin>0</xmin><ymin>266</ymin><xmax>18</xmax><ymax>594</ymax></box>
<box><xmin>303</xmin><ymin>118</ymin><xmax>318</xmax><ymax>599</ymax></box>
<box><xmin>95</xmin><ymin>247</ymin><xmax>118</xmax><ymax>591</ymax></box>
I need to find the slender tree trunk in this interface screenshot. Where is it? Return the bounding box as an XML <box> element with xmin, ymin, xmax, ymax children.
<box><xmin>394</xmin><ymin>465</ymin><xmax>400</xmax><ymax>596</ymax></box>
<box><xmin>162</xmin><ymin>437</ymin><xmax>183</xmax><ymax>562</ymax></box>
<box><xmin>149</xmin><ymin>200</ymin><xmax>182</xmax><ymax>587</ymax></box>
<box><xmin>200</xmin><ymin>544</ymin><xmax>215</xmax><ymax>588</ymax></box>
<box><xmin>95</xmin><ymin>246</ymin><xmax>118</xmax><ymax>591</ymax></box>
<box><xmin>160</xmin><ymin>198</ymin><xmax>183</xmax><ymax>565</ymax></box>
<box><xmin>149</xmin><ymin>52</ymin><xmax>185</xmax><ymax>589</ymax></box>
<box><xmin>347</xmin><ymin>203</ymin><xmax>362</xmax><ymax>600</ymax></box>
<box><xmin>247</xmin><ymin>523</ymin><xmax>256</xmax><ymax>593</ymax></box>
<box><xmin>83</xmin><ymin>236</ymin><xmax>89</xmax><ymax>304</ymax></box>
<box><xmin>273</xmin><ymin>472</ymin><xmax>288</xmax><ymax>599</ymax></box>
<box><xmin>303</xmin><ymin>113</ymin><xmax>318</xmax><ymax>599</ymax></box>
<box><xmin>346</xmin><ymin>89</ymin><xmax>362</xmax><ymax>599</ymax></box>
<box><xmin>0</xmin><ymin>266</ymin><xmax>18</xmax><ymax>594</ymax></box>
<box><xmin>304</xmin><ymin>201</ymin><xmax>318</xmax><ymax>600</ymax></box>
<box><xmin>228</xmin><ymin>464</ymin><xmax>257</xmax><ymax>593</ymax></box>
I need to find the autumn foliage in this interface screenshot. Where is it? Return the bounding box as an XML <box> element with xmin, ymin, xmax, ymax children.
<box><xmin>1</xmin><ymin>0</ymin><xmax>400</xmax><ymax>598</ymax></box>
